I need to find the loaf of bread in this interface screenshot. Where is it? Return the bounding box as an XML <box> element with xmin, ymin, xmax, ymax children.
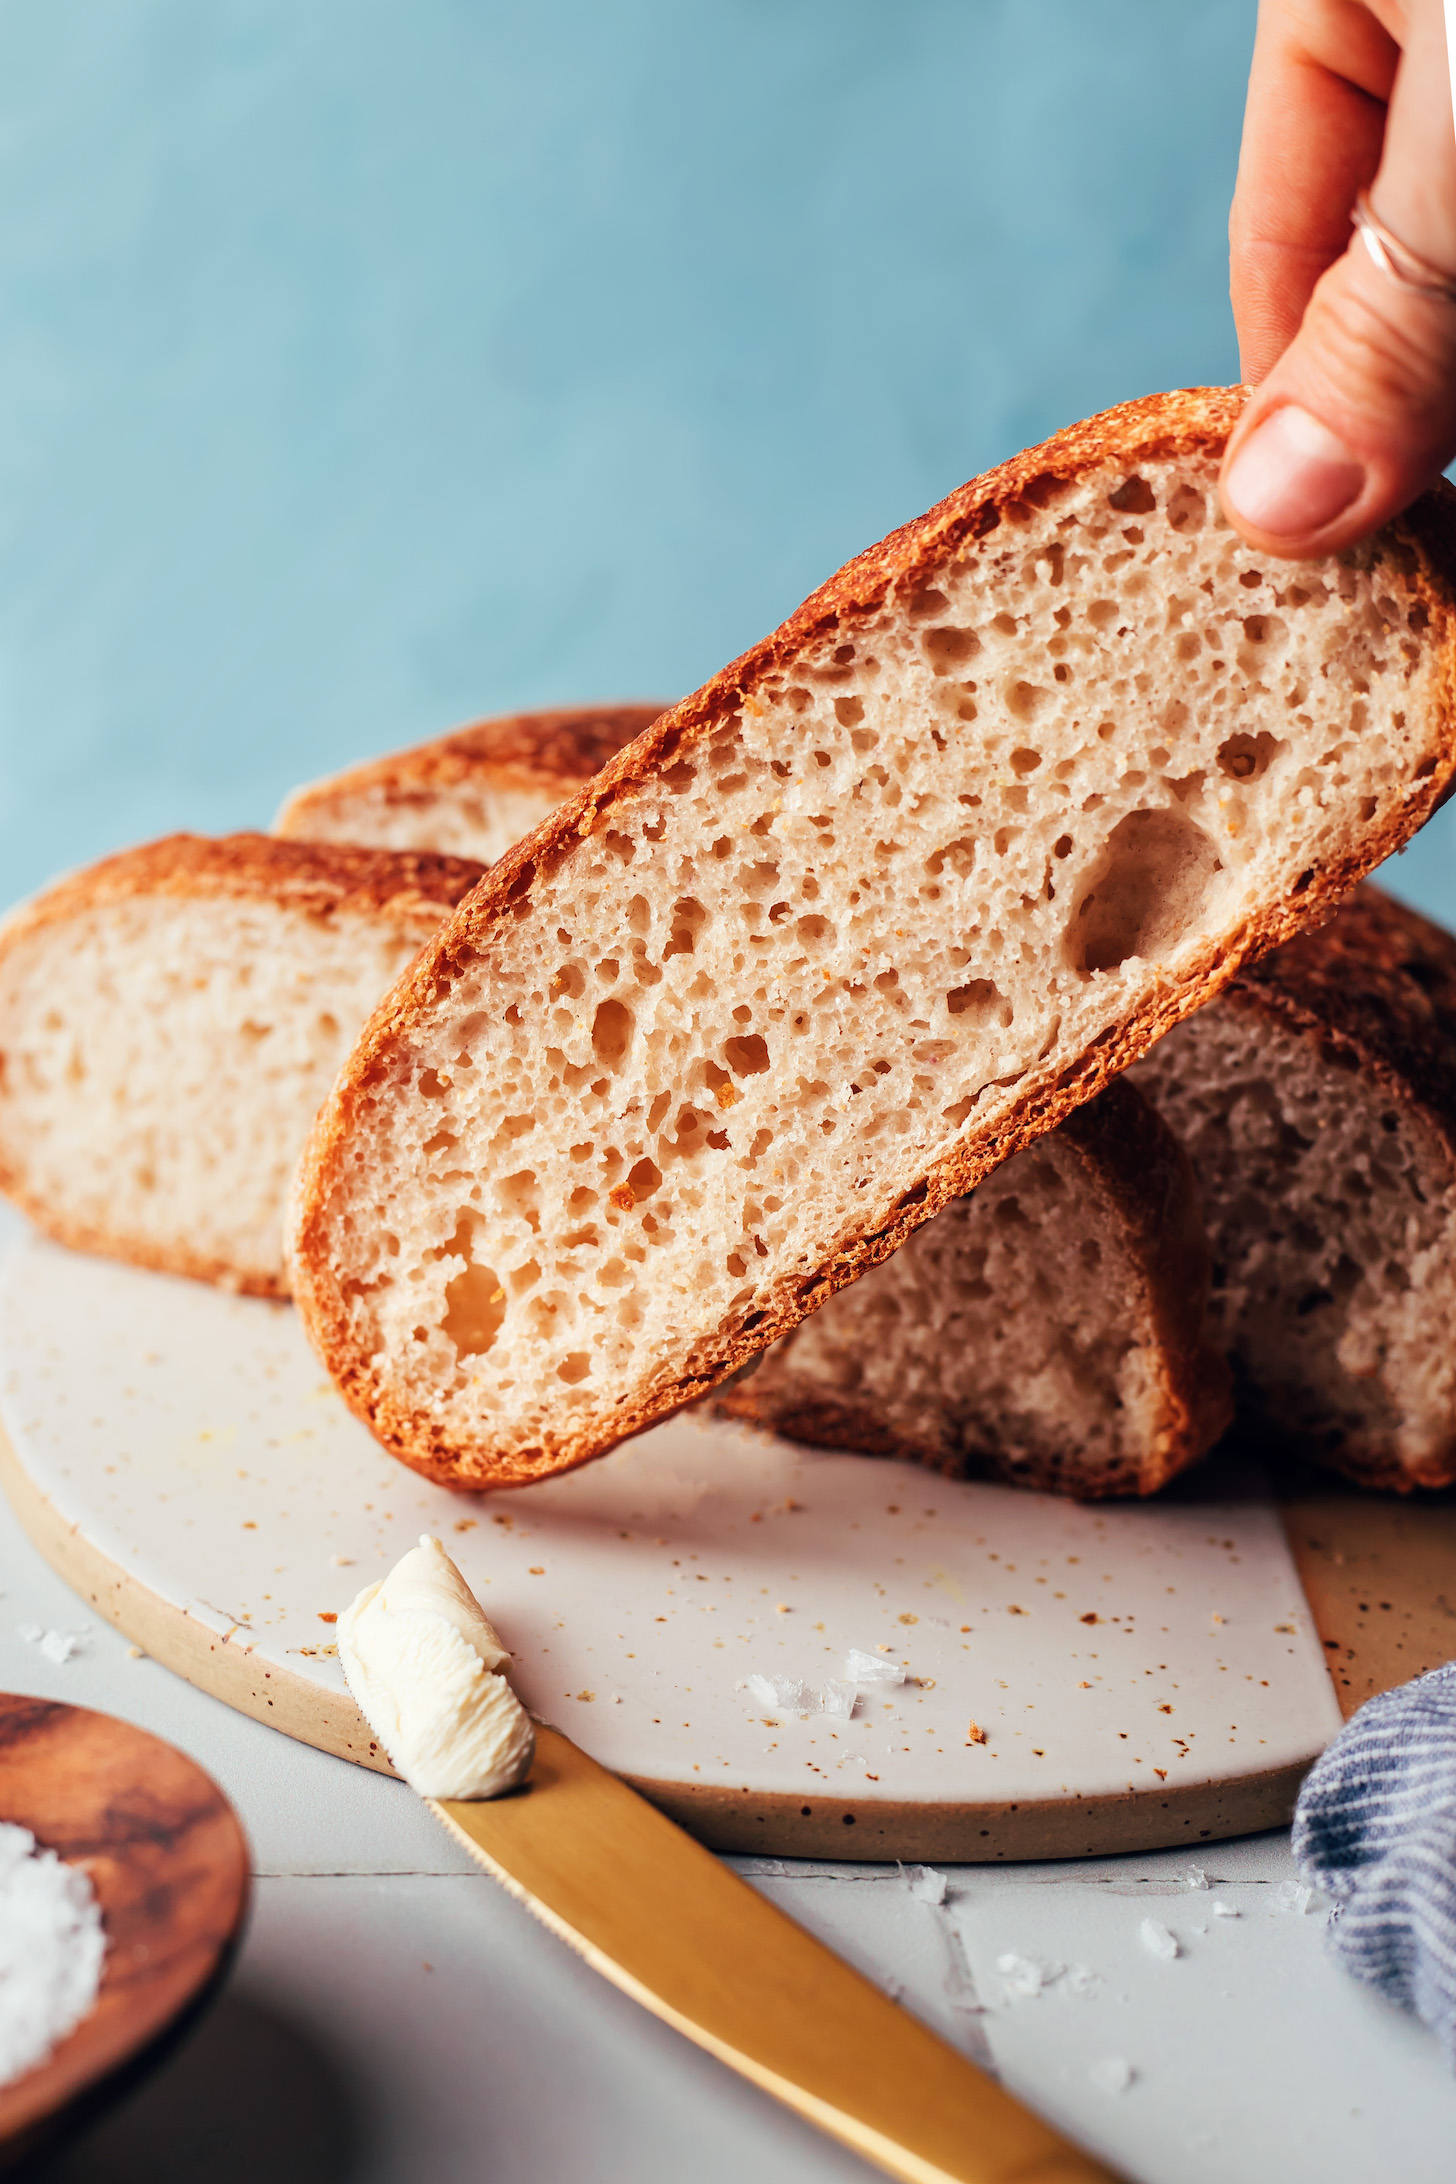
<box><xmin>1131</xmin><ymin>884</ymin><xmax>1456</xmax><ymax>1491</ymax></box>
<box><xmin>714</xmin><ymin>1077</ymin><xmax>1232</xmax><ymax>1495</ymax></box>
<box><xmin>274</xmin><ymin>704</ymin><xmax>666</xmax><ymax>865</ymax></box>
<box><xmin>0</xmin><ymin>834</ymin><xmax>484</xmax><ymax>1295</ymax></box>
<box><xmin>288</xmin><ymin>387</ymin><xmax>1456</xmax><ymax>1492</ymax></box>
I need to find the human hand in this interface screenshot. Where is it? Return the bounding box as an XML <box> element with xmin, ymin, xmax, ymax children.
<box><xmin>1220</xmin><ymin>0</ymin><xmax>1456</xmax><ymax>556</ymax></box>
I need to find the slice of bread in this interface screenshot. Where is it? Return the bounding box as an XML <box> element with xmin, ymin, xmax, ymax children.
<box><xmin>714</xmin><ymin>1077</ymin><xmax>1232</xmax><ymax>1496</ymax></box>
<box><xmin>274</xmin><ymin>704</ymin><xmax>667</xmax><ymax>865</ymax></box>
<box><xmin>288</xmin><ymin>386</ymin><xmax>1456</xmax><ymax>1492</ymax></box>
<box><xmin>1130</xmin><ymin>884</ymin><xmax>1456</xmax><ymax>1491</ymax></box>
<box><xmin>0</xmin><ymin>834</ymin><xmax>484</xmax><ymax>1296</ymax></box>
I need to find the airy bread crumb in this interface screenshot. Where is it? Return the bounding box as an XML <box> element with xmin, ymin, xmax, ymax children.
<box><xmin>0</xmin><ymin>834</ymin><xmax>484</xmax><ymax>1294</ymax></box>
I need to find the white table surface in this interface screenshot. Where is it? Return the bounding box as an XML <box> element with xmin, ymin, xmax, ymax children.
<box><xmin>4</xmin><ymin>1460</ymin><xmax>1454</xmax><ymax>2184</ymax></box>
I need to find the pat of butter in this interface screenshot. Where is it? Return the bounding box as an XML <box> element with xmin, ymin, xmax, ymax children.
<box><xmin>338</xmin><ymin>1534</ymin><xmax>535</xmax><ymax>1799</ymax></box>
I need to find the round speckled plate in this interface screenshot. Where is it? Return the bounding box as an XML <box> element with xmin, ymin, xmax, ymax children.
<box><xmin>0</xmin><ymin>1223</ymin><xmax>1343</xmax><ymax>1858</ymax></box>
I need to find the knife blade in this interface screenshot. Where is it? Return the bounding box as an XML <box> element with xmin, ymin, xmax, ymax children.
<box><xmin>432</xmin><ymin>1725</ymin><xmax>1123</xmax><ymax>2184</ymax></box>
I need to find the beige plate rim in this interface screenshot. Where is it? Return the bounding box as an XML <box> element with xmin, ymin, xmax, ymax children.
<box><xmin>0</xmin><ymin>1421</ymin><xmax>1312</xmax><ymax>1861</ymax></box>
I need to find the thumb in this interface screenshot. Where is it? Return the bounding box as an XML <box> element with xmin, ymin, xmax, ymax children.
<box><xmin>1220</xmin><ymin>2</ymin><xmax>1456</xmax><ymax>556</ymax></box>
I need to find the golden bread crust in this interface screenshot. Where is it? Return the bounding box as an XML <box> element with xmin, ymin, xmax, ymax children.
<box><xmin>0</xmin><ymin>832</ymin><xmax>486</xmax><ymax>942</ymax></box>
<box><xmin>274</xmin><ymin>705</ymin><xmax>668</xmax><ymax>832</ymax></box>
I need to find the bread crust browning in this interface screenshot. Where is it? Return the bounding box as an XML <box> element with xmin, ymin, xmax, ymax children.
<box><xmin>715</xmin><ymin>1078</ymin><xmax>1234</xmax><ymax>1496</ymax></box>
<box><xmin>274</xmin><ymin>705</ymin><xmax>668</xmax><ymax>833</ymax></box>
<box><xmin>289</xmin><ymin>387</ymin><xmax>1456</xmax><ymax>1488</ymax></box>
<box><xmin>0</xmin><ymin>834</ymin><xmax>486</xmax><ymax>1297</ymax></box>
<box><xmin>0</xmin><ymin>833</ymin><xmax>487</xmax><ymax>942</ymax></box>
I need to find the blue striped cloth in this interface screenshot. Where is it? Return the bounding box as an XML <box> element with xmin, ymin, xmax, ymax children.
<box><xmin>1293</xmin><ymin>1661</ymin><xmax>1456</xmax><ymax>2062</ymax></box>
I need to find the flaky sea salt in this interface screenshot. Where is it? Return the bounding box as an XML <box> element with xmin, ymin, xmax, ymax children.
<box><xmin>1089</xmin><ymin>2056</ymin><xmax>1134</xmax><ymax>2095</ymax></box>
<box><xmin>1212</xmin><ymin>1901</ymin><xmax>1241</xmax><ymax>1919</ymax></box>
<box><xmin>1275</xmin><ymin>1879</ymin><xmax>1316</xmax><ymax>1916</ymax></box>
<box><xmin>845</xmin><ymin>1649</ymin><xmax>906</xmax><ymax>1685</ymax></box>
<box><xmin>997</xmin><ymin>1952</ymin><xmax>1064</xmax><ymax>1999</ymax></box>
<box><xmin>744</xmin><ymin>1673</ymin><xmax>859</xmax><ymax>1719</ymax></box>
<box><xmin>746</xmin><ymin>1673</ymin><xmax>815</xmax><ymax>1714</ymax></box>
<box><xmin>901</xmin><ymin>1863</ymin><xmax>947</xmax><ymax>1905</ymax></box>
<box><xmin>0</xmin><ymin>1823</ymin><xmax>105</xmax><ymax>2087</ymax></box>
<box><xmin>1139</xmin><ymin>1918</ymin><xmax>1179</xmax><ymax>1961</ymax></box>
<box><xmin>16</xmin><ymin>1624</ymin><xmax>83</xmax><ymax>1665</ymax></box>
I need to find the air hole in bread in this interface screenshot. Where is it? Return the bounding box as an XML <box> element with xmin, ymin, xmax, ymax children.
<box><xmin>1218</xmin><ymin>731</ymin><xmax>1281</xmax><ymax>781</ymax></box>
<box><xmin>441</xmin><ymin>1229</ymin><xmax>507</xmax><ymax>1362</ymax></box>
<box><xmin>725</xmin><ymin>1034</ymin><xmax>770</xmax><ymax>1077</ymax></box>
<box><xmin>1006</xmin><ymin>682</ymin><xmax>1050</xmax><ymax>723</ymax></box>
<box><xmin>1166</xmin><ymin>483</ymin><xmax>1206</xmax><ymax>533</ymax></box>
<box><xmin>947</xmin><ymin>980</ymin><xmax>1007</xmax><ymax>1024</ymax></box>
<box><xmin>664</xmin><ymin>899</ymin><xmax>707</xmax><ymax>957</ymax></box>
<box><xmin>592</xmin><ymin>998</ymin><xmax>634</xmax><ymax>1067</ymax></box>
<box><xmin>1108</xmin><ymin>475</ymin><xmax>1156</xmax><ymax>514</ymax></box>
<box><xmin>923</xmin><ymin>627</ymin><xmax>981</xmax><ymax>673</ymax></box>
<box><xmin>1069</xmin><ymin>807</ymin><xmax>1222</xmax><ymax>975</ymax></box>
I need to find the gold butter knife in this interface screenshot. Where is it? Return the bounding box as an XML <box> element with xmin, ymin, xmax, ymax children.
<box><xmin>432</xmin><ymin>1725</ymin><xmax>1123</xmax><ymax>2184</ymax></box>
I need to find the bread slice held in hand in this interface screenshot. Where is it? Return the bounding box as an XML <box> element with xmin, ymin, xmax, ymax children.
<box><xmin>0</xmin><ymin>834</ymin><xmax>483</xmax><ymax>1295</ymax></box>
<box><xmin>715</xmin><ymin>1077</ymin><xmax>1232</xmax><ymax>1497</ymax></box>
<box><xmin>1131</xmin><ymin>885</ymin><xmax>1456</xmax><ymax>1492</ymax></box>
<box><xmin>274</xmin><ymin>704</ymin><xmax>667</xmax><ymax>865</ymax></box>
<box><xmin>289</xmin><ymin>386</ymin><xmax>1456</xmax><ymax>1491</ymax></box>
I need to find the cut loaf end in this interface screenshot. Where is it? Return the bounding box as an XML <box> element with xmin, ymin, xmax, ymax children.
<box><xmin>274</xmin><ymin>704</ymin><xmax>668</xmax><ymax>866</ymax></box>
<box><xmin>716</xmin><ymin>1078</ymin><xmax>1232</xmax><ymax>1497</ymax></box>
<box><xmin>0</xmin><ymin>834</ymin><xmax>484</xmax><ymax>1295</ymax></box>
<box><xmin>289</xmin><ymin>387</ymin><xmax>1456</xmax><ymax>1491</ymax></box>
<box><xmin>1131</xmin><ymin>885</ymin><xmax>1456</xmax><ymax>1491</ymax></box>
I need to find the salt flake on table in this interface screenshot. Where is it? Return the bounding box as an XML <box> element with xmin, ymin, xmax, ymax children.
<box><xmin>1275</xmin><ymin>1879</ymin><xmax>1315</xmax><ymax>1915</ymax></box>
<box><xmin>1184</xmin><ymin>1866</ymin><xmax>1209</xmax><ymax>1891</ymax></box>
<box><xmin>16</xmin><ymin>1624</ymin><xmax>82</xmax><ymax>1664</ymax></box>
<box><xmin>900</xmin><ymin>1863</ymin><xmax>947</xmax><ymax>1905</ymax></box>
<box><xmin>1088</xmin><ymin>2056</ymin><xmax>1135</xmax><ymax>2095</ymax></box>
<box><xmin>1139</xmin><ymin>1918</ymin><xmax>1179</xmax><ymax>1960</ymax></box>
<box><xmin>1212</xmin><ymin>1901</ymin><xmax>1240</xmax><ymax>1919</ymax></box>
<box><xmin>744</xmin><ymin>1673</ymin><xmax>858</xmax><ymax>1718</ymax></box>
<box><xmin>745</xmin><ymin>1673</ymin><xmax>815</xmax><ymax>1714</ymax></box>
<box><xmin>996</xmin><ymin>1952</ymin><xmax>1064</xmax><ymax>1999</ymax></box>
<box><xmin>845</xmin><ymin>1649</ymin><xmax>906</xmax><ymax>1684</ymax></box>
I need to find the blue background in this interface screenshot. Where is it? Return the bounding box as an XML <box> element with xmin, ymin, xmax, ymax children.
<box><xmin>0</xmin><ymin>0</ymin><xmax>1449</xmax><ymax>921</ymax></box>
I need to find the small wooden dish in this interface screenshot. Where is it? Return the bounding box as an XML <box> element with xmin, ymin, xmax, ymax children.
<box><xmin>0</xmin><ymin>1693</ymin><xmax>249</xmax><ymax>2170</ymax></box>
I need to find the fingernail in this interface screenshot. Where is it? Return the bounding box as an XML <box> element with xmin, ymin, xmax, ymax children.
<box><xmin>1224</xmin><ymin>406</ymin><xmax>1365</xmax><ymax>536</ymax></box>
